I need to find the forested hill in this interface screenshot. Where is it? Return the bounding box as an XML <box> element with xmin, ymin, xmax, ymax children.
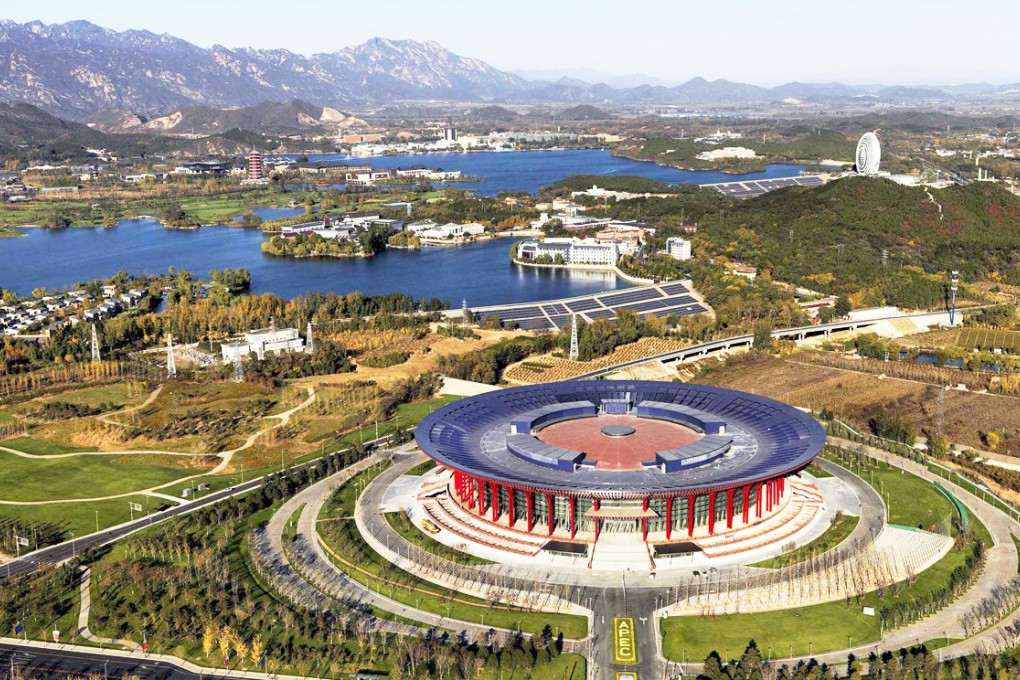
<box><xmin>703</xmin><ymin>177</ymin><xmax>1020</xmax><ymax>307</ymax></box>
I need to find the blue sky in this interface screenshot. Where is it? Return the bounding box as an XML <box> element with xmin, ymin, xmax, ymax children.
<box><xmin>3</xmin><ymin>0</ymin><xmax>1016</xmax><ymax>86</ymax></box>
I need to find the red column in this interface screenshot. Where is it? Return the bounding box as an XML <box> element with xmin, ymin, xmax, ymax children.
<box><xmin>547</xmin><ymin>493</ymin><xmax>555</xmax><ymax>536</ymax></box>
<box><xmin>687</xmin><ymin>495</ymin><xmax>696</xmax><ymax>537</ymax></box>
<box><xmin>491</xmin><ymin>482</ymin><xmax>499</xmax><ymax>521</ymax></box>
<box><xmin>468</xmin><ymin>476</ymin><xmax>476</xmax><ymax>509</ymax></box>
<box><xmin>594</xmin><ymin>499</ymin><xmax>601</xmax><ymax>541</ymax></box>
<box><xmin>526</xmin><ymin>492</ymin><xmax>534</xmax><ymax>533</ymax></box>
<box><xmin>665</xmin><ymin>497</ymin><xmax>673</xmax><ymax>540</ymax></box>
<box><xmin>726</xmin><ymin>489</ymin><xmax>735</xmax><ymax>529</ymax></box>
<box><xmin>642</xmin><ymin>498</ymin><xmax>649</xmax><ymax>541</ymax></box>
<box><xmin>742</xmin><ymin>485</ymin><xmax>750</xmax><ymax>524</ymax></box>
<box><xmin>570</xmin><ymin>496</ymin><xmax>577</xmax><ymax>539</ymax></box>
<box><xmin>478</xmin><ymin>478</ymin><xmax>486</xmax><ymax>515</ymax></box>
<box><xmin>708</xmin><ymin>492</ymin><xmax>716</xmax><ymax>535</ymax></box>
<box><xmin>508</xmin><ymin>488</ymin><xmax>516</xmax><ymax>527</ymax></box>
<box><xmin>766</xmin><ymin>480</ymin><xmax>772</xmax><ymax>511</ymax></box>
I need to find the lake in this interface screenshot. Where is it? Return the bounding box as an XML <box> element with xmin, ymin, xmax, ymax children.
<box><xmin>0</xmin><ymin>149</ymin><xmax>809</xmax><ymax>303</ymax></box>
<box><xmin>299</xmin><ymin>149</ymin><xmax>808</xmax><ymax>196</ymax></box>
<box><xmin>0</xmin><ymin>220</ymin><xmax>627</xmax><ymax>303</ymax></box>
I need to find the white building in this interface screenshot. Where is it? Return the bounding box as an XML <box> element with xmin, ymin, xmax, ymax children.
<box><xmin>665</xmin><ymin>237</ymin><xmax>692</xmax><ymax>261</ymax></box>
<box><xmin>696</xmin><ymin>146</ymin><xmax>757</xmax><ymax>161</ymax></box>
<box><xmin>414</xmin><ymin>222</ymin><xmax>485</xmax><ymax>240</ymax></box>
<box><xmin>517</xmin><ymin>238</ymin><xmax>631</xmax><ymax>266</ymax></box>
<box><xmin>221</xmin><ymin>327</ymin><xmax>307</xmax><ymax>362</ymax></box>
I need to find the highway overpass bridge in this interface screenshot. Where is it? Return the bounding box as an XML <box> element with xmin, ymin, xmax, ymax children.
<box><xmin>568</xmin><ymin>310</ymin><xmax>954</xmax><ymax>380</ymax></box>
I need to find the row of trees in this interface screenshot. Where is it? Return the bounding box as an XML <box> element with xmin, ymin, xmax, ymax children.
<box><xmin>698</xmin><ymin>640</ymin><xmax>1020</xmax><ymax>679</ymax></box>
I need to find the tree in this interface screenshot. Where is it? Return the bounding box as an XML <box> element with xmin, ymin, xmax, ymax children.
<box><xmin>162</xmin><ymin>202</ymin><xmax>187</xmax><ymax>225</ymax></box>
<box><xmin>752</xmin><ymin>323</ymin><xmax>773</xmax><ymax>351</ymax></box>
<box><xmin>249</xmin><ymin>636</ymin><xmax>265</xmax><ymax>669</ymax></box>
<box><xmin>986</xmin><ymin>431</ymin><xmax>1001</xmax><ymax>451</ymax></box>
<box><xmin>818</xmin><ymin>306</ymin><xmax>836</xmax><ymax>324</ymax></box>
<box><xmin>202</xmin><ymin>623</ymin><xmax>216</xmax><ymax>658</ymax></box>
<box><xmin>834</xmin><ymin>296</ymin><xmax>852</xmax><ymax>318</ymax></box>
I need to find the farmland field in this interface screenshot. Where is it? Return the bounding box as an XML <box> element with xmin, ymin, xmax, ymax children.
<box><xmin>698</xmin><ymin>353</ymin><xmax>1020</xmax><ymax>456</ymax></box>
<box><xmin>958</xmin><ymin>328</ymin><xmax>1020</xmax><ymax>352</ymax></box>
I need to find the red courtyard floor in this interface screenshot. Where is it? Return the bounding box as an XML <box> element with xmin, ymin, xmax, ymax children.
<box><xmin>536</xmin><ymin>415</ymin><xmax>702</xmax><ymax>471</ymax></box>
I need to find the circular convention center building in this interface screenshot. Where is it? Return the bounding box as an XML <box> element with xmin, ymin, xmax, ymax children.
<box><xmin>413</xmin><ymin>380</ymin><xmax>827</xmax><ymax>560</ymax></box>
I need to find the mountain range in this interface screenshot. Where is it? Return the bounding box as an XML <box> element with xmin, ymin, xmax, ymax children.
<box><xmin>1</xmin><ymin>19</ymin><xmax>1019</xmax><ymax>119</ymax></box>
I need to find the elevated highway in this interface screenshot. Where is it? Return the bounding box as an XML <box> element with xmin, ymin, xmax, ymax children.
<box><xmin>568</xmin><ymin>310</ymin><xmax>953</xmax><ymax>380</ymax></box>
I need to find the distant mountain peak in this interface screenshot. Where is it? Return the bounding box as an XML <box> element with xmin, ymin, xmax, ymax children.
<box><xmin>0</xmin><ymin>18</ymin><xmax>1001</xmax><ymax>119</ymax></box>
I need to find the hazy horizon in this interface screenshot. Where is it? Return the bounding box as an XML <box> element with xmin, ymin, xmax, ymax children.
<box><xmin>3</xmin><ymin>0</ymin><xmax>1019</xmax><ymax>88</ymax></box>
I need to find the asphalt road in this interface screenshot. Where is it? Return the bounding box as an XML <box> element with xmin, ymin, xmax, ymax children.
<box><xmin>0</xmin><ymin>477</ymin><xmax>263</xmax><ymax>583</ymax></box>
<box><xmin>0</xmin><ymin>641</ymin><xmax>248</xmax><ymax>680</ymax></box>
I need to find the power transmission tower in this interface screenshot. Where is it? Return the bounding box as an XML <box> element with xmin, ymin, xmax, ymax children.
<box><xmin>949</xmin><ymin>270</ymin><xmax>959</xmax><ymax>326</ymax></box>
<box><xmin>569</xmin><ymin>314</ymin><xmax>579</xmax><ymax>360</ymax></box>
<box><xmin>233</xmin><ymin>356</ymin><xmax>244</xmax><ymax>383</ymax></box>
<box><xmin>882</xmin><ymin>249</ymin><xmax>888</xmax><ymax>267</ymax></box>
<box><xmin>166</xmin><ymin>333</ymin><xmax>177</xmax><ymax>379</ymax></box>
<box><xmin>306</xmin><ymin>321</ymin><xmax>314</xmax><ymax>354</ymax></box>
<box><xmin>462</xmin><ymin>298</ymin><xmax>469</xmax><ymax>328</ymax></box>
<box><xmin>90</xmin><ymin>325</ymin><xmax>101</xmax><ymax>363</ymax></box>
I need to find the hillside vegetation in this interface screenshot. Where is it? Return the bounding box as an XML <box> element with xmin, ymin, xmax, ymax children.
<box><xmin>701</xmin><ymin>177</ymin><xmax>1020</xmax><ymax>306</ymax></box>
<box><xmin>617</xmin><ymin>130</ymin><xmax>855</xmax><ymax>172</ymax></box>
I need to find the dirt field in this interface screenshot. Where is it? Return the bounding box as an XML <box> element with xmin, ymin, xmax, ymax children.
<box><xmin>699</xmin><ymin>353</ymin><xmax>1020</xmax><ymax>456</ymax></box>
<box><xmin>297</xmin><ymin>327</ymin><xmax>523</xmax><ymax>389</ymax></box>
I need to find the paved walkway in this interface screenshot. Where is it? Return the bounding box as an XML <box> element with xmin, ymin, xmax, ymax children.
<box><xmin>76</xmin><ymin>567</ymin><xmax>140</xmax><ymax>650</ymax></box>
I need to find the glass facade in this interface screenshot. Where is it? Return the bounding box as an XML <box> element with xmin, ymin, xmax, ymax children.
<box><xmin>450</xmin><ymin>475</ymin><xmax>786</xmax><ymax>539</ymax></box>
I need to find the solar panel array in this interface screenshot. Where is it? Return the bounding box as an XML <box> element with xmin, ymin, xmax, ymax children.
<box><xmin>475</xmin><ymin>282</ymin><xmax>708</xmax><ymax>331</ymax></box>
<box><xmin>708</xmin><ymin>175</ymin><xmax>825</xmax><ymax>200</ymax></box>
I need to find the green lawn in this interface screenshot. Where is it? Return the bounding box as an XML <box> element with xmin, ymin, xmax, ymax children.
<box><xmin>828</xmin><ymin>453</ymin><xmax>955</xmax><ymax>531</ymax></box>
<box><xmin>23</xmin><ymin>382</ymin><xmax>137</xmax><ymax>410</ymax></box>
<box><xmin>176</xmin><ymin>192</ymin><xmax>289</xmax><ymax>223</ymax></box>
<box><xmin>405</xmin><ymin>459</ymin><xmax>438</xmax><ymax>476</ymax></box>
<box><xmin>0</xmin><ymin>436</ymin><xmax>98</xmax><ymax>455</ymax></box>
<box><xmin>339</xmin><ymin>395</ymin><xmax>460</xmax><ymax>446</ymax></box>
<box><xmin>0</xmin><ymin>493</ymin><xmax>171</xmax><ymax>545</ymax></box>
<box><xmin>385</xmin><ymin>511</ymin><xmax>495</xmax><ymax>566</ymax></box>
<box><xmin>663</xmin><ymin>539</ymin><xmax>973</xmax><ymax>662</ymax></box>
<box><xmin>806</xmin><ymin>462</ymin><xmax>833</xmax><ymax>478</ymax></box>
<box><xmin>751</xmin><ymin>513</ymin><xmax>859</xmax><ymax>569</ymax></box>
<box><xmin>0</xmin><ymin>449</ymin><xmax>195</xmax><ymax>501</ymax></box>
<box><xmin>661</xmin><ymin>601</ymin><xmax>879</xmax><ymax>662</ymax></box>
